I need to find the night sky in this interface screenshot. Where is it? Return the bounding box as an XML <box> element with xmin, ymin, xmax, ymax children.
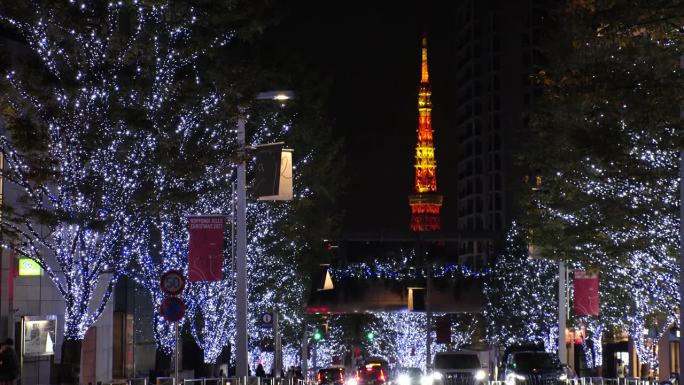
<box><xmin>264</xmin><ymin>1</ymin><xmax>459</xmax><ymax>233</ymax></box>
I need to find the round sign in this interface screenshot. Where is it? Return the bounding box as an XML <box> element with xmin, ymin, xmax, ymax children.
<box><xmin>261</xmin><ymin>313</ymin><xmax>273</xmax><ymax>324</ymax></box>
<box><xmin>160</xmin><ymin>270</ymin><xmax>185</xmax><ymax>296</ymax></box>
<box><xmin>160</xmin><ymin>296</ymin><xmax>186</xmax><ymax>322</ymax></box>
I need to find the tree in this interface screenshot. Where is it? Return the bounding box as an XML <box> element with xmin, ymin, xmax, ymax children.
<box><xmin>483</xmin><ymin>223</ymin><xmax>557</xmax><ymax>351</ymax></box>
<box><xmin>0</xmin><ymin>2</ymin><xmax>164</xmax><ymax>381</ymax></box>
<box><xmin>119</xmin><ymin>3</ymin><xmax>241</xmax><ymax>362</ymax></box>
<box><xmin>521</xmin><ymin>1</ymin><xmax>684</xmax><ymax>368</ymax></box>
<box><xmin>0</xmin><ymin>1</ymin><xmax>251</xmax><ymax>381</ymax></box>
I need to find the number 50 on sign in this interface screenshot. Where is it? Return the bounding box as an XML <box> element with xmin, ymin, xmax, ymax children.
<box><xmin>161</xmin><ymin>270</ymin><xmax>186</xmax><ymax>296</ymax></box>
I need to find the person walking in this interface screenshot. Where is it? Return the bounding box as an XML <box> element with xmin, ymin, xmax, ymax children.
<box><xmin>256</xmin><ymin>363</ymin><xmax>267</xmax><ymax>378</ymax></box>
<box><xmin>0</xmin><ymin>339</ymin><xmax>19</xmax><ymax>385</ymax></box>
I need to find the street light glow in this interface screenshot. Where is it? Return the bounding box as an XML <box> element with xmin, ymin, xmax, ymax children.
<box><xmin>255</xmin><ymin>90</ymin><xmax>295</xmax><ymax>101</ymax></box>
<box><xmin>273</xmin><ymin>93</ymin><xmax>291</xmax><ymax>100</ymax></box>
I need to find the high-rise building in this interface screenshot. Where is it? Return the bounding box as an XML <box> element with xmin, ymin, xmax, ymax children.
<box><xmin>409</xmin><ymin>34</ymin><xmax>443</xmax><ymax>232</ymax></box>
<box><xmin>454</xmin><ymin>0</ymin><xmax>550</xmax><ymax>266</ymax></box>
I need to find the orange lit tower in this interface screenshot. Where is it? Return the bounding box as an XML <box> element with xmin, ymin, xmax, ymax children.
<box><xmin>409</xmin><ymin>34</ymin><xmax>442</xmax><ymax>232</ymax></box>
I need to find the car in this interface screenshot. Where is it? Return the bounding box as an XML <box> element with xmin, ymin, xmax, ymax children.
<box><xmin>502</xmin><ymin>351</ymin><xmax>566</xmax><ymax>385</ymax></box>
<box><xmin>356</xmin><ymin>361</ymin><xmax>389</xmax><ymax>385</ymax></box>
<box><xmin>430</xmin><ymin>351</ymin><xmax>488</xmax><ymax>385</ymax></box>
<box><xmin>318</xmin><ymin>367</ymin><xmax>347</xmax><ymax>385</ymax></box>
<box><xmin>392</xmin><ymin>367</ymin><xmax>423</xmax><ymax>385</ymax></box>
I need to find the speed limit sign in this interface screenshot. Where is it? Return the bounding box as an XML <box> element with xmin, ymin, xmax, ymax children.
<box><xmin>160</xmin><ymin>270</ymin><xmax>186</xmax><ymax>296</ymax></box>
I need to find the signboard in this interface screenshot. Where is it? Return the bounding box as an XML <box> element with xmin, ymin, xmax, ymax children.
<box><xmin>18</xmin><ymin>258</ymin><xmax>42</xmax><ymax>276</ymax></box>
<box><xmin>160</xmin><ymin>270</ymin><xmax>185</xmax><ymax>296</ymax></box>
<box><xmin>23</xmin><ymin>315</ymin><xmax>57</xmax><ymax>356</ymax></box>
<box><xmin>435</xmin><ymin>317</ymin><xmax>451</xmax><ymax>344</ymax></box>
<box><xmin>253</xmin><ymin>143</ymin><xmax>284</xmax><ymax>198</ymax></box>
<box><xmin>257</xmin><ymin>149</ymin><xmax>293</xmax><ymax>201</ymax></box>
<box><xmin>407</xmin><ymin>287</ymin><xmax>425</xmax><ymax>311</ymax></box>
<box><xmin>260</xmin><ymin>313</ymin><xmax>273</xmax><ymax>328</ymax></box>
<box><xmin>574</xmin><ymin>270</ymin><xmax>599</xmax><ymax>316</ymax></box>
<box><xmin>188</xmin><ymin>216</ymin><xmax>225</xmax><ymax>282</ymax></box>
<box><xmin>160</xmin><ymin>297</ymin><xmax>186</xmax><ymax>322</ymax></box>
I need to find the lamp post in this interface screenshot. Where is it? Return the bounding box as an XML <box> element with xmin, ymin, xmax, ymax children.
<box><xmin>679</xmin><ymin>149</ymin><xmax>684</xmax><ymax>379</ymax></box>
<box><xmin>236</xmin><ymin>91</ymin><xmax>294</xmax><ymax>378</ymax></box>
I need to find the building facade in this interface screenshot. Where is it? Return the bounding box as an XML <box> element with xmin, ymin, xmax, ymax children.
<box><xmin>454</xmin><ymin>0</ymin><xmax>548</xmax><ymax>267</ymax></box>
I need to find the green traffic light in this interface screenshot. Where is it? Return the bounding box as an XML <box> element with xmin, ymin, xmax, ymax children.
<box><xmin>314</xmin><ymin>330</ymin><xmax>322</xmax><ymax>341</ymax></box>
<box><xmin>367</xmin><ymin>331</ymin><xmax>374</xmax><ymax>340</ymax></box>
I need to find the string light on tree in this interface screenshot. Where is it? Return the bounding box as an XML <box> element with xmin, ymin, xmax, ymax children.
<box><xmin>483</xmin><ymin>223</ymin><xmax>557</xmax><ymax>351</ymax></box>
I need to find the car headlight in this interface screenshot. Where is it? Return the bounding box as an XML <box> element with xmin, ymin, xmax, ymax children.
<box><xmin>347</xmin><ymin>379</ymin><xmax>359</xmax><ymax>385</ymax></box>
<box><xmin>397</xmin><ymin>375</ymin><xmax>411</xmax><ymax>385</ymax></box>
<box><xmin>431</xmin><ymin>372</ymin><xmax>443</xmax><ymax>380</ymax></box>
<box><xmin>475</xmin><ymin>370</ymin><xmax>487</xmax><ymax>381</ymax></box>
<box><xmin>559</xmin><ymin>374</ymin><xmax>568</xmax><ymax>381</ymax></box>
<box><xmin>420</xmin><ymin>375</ymin><xmax>434</xmax><ymax>385</ymax></box>
<box><xmin>506</xmin><ymin>372</ymin><xmax>525</xmax><ymax>385</ymax></box>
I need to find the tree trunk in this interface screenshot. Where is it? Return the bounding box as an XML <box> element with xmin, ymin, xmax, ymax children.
<box><xmin>58</xmin><ymin>339</ymin><xmax>82</xmax><ymax>385</ymax></box>
<box><xmin>204</xmin><ymin>362</ymin><xmax>216</xmax><ymax>378</ymax></box>
<box><xmin>154</xmin><ymin>348</ymin><xmax>172</xmax><ymax>379</ymax></box>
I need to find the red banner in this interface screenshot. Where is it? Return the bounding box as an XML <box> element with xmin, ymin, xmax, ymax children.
<box><xmin>188</xmin><ymin>216</ymin><xmax>225</xmax><ymax>282</ymax></box>
<box><xmin>574</xmin><ymin>270</ymin><xmax>599</xmax><ymax>316</ymax></box>
<box><xmin>436</xmin><ymin>317</ymin><xmax>451</xmax><ymax>344</ymax></box>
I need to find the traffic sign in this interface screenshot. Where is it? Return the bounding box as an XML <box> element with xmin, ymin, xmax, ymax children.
<box><xmin>160</xmin><ymin>297</ymin><xmax>186</xmax><ymax>322</ymax></box>
<box><xmin>161</xmin><ymin>270</ymin><xmax>186</xmax><ymax>296</ymax></box>
<box><xmin>260</xmin><ymin>313</ymin><xmax>273</xmax><ymax>328</ymax></box>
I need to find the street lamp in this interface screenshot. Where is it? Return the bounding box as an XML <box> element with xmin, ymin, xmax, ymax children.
<box><xmin>235</xmin><ymin>90</ymin><xmax>295</xmax><ymax>378</ymax></box>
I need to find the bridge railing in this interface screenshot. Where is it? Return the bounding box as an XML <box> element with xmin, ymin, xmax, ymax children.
<box><xmin>488</xmin><ymin>378</ymin><xmax>666</xmax><ymax>385</ymax></box>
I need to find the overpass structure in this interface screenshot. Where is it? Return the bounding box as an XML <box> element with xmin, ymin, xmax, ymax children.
<box><xmin>306</xmin><ymin>231</ymin><xmax>498</xmax><ymax>314</ymax></box>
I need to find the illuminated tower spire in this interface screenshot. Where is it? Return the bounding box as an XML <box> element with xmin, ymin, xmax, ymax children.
<box><xmin>409</xmin><ymin>34</ymin><xmax>442</xmax><ymax>232</ymax></box>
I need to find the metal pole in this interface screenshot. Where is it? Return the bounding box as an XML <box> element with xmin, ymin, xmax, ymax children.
<box><xmin>422</xmin><ymin>237</ymin><xmax>432</xmax><ymax>371</ymax></box>
<box><xmin>236</xmin><ymin>114</ymin><xmax>249</xmax><ymax>377</ymax></box>
<box><xmin>426</xmin><ymin>264</ymin><xmax>433</xmax><ymax>371</ymax></box>
<box><xmin>313</xmin><ymin>342</ymin><xmax>318</xmax><ymax>378</ymax></box>
<box><xmin>679</xmin><ymin>149</ymin><xmax>684</xmax><ymax>378</ymax></box>
<box><xmin>559</xmin><ymin>261</ymin><xmax>567</xmax><ymax>365</ymax></box>
<box><xmin>175</xmin><ymin>321</ymin><xmax>180</xmax><ymax>384</ymax></box>
<box><xmin>275</xmin><ymin>311</ymin><xmax>281</xmax><ymax>378</ymax></box>
<box><xmin>301</xmin><ymin>329</ymin><xmax>308</xmax><ymax>378</ymax></box>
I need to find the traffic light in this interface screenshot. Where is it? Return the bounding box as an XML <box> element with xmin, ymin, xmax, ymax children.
<box><xmin>366</xmin><ymin>331</ymin><xmax>374</xmax><ymax>341</ymax></box>
<box><xmin>312</xmin><ymin>323</ymin><xmax>328</xmax><ymax>342</ymax></box>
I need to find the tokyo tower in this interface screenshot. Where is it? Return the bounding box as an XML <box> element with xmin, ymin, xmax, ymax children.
<box><xmin>409</xmin><ymin>34</ymin><xmax>442</xmax><ymax>232</ymax></box>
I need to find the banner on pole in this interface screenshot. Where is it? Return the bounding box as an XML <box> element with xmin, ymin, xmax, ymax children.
<box><xmin>253</xmin><ymin>143</ymin><xmax>284</xmax><ymax>198</ymax></box>
<box><xmin>257</xmin><ymin>148</ymin><xmax>293</xmax><ymax>201</ymax></box>
<box><xmin>188</xmin><ymin>216</ymin><xmax>225</xmax><ymax>282</ymax></box>
<box><xmin>435</xmin><ymin>317</ymin><xmax>451</xmax><ymax>344</ymax></box>
<box><xmin>574</xmin><ymin>270</ymin><xmax>599</xmax><ymax>316</ymax></box>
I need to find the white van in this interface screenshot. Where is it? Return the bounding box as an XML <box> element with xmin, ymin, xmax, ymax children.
<box><xmin>430</xmin><ymin>351</ymin><xmax>488</xmax><ymax>385</ymax></box>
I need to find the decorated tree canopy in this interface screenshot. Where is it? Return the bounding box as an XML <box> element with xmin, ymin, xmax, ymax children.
<box><xmin>483</xmin><ymin>223</ymin><xmax>557</xmax><ymax>350</ymax></box>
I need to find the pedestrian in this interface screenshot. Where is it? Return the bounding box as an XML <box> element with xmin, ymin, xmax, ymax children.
<box><xmin>0</xmin><ymin>339</ymin><xmax>19</xmax><ymax>385</ymax></box>
<box><xmin>219</xmin><ymin>369</ymin><xmax>225</xmax><ymax>378</ymax></box>
<box><xmin>256</xmin><ymin>363</ymin><xmax>267</xmax><ymax>378</ymax></box>
<box><xmin>295</xmin><ymin>366</ymin><xmax>303</xmax><ymax>381</ymax></box>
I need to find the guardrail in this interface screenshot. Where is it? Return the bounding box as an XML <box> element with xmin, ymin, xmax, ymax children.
<box><xmin>487</xmin><ymin>378</ymin><xmax>666</xmax><ymax>385</ymax></box>
<box><xmin>573</xmin><ymin>378</ymin><xmax>663</xmax><ymax>385</ymax></box>
<box><xmin>106</xmin><ymin>376</ymin><xmax>306</xmax><ymax>385</ymax></box>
